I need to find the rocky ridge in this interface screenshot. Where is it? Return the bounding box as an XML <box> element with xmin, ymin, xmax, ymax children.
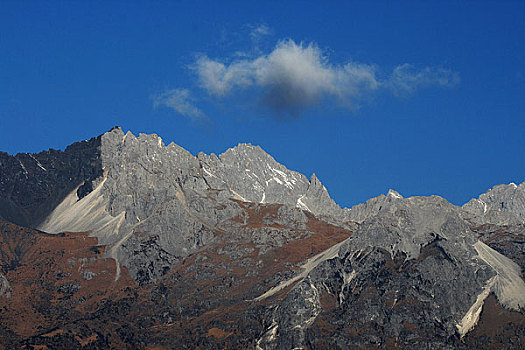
<box><xmin>463</xmin><ymin>182</ymin><xmax>525</xmax><ymax>225</ymax></box>
<box><xmin>257</xmin><ymin>194</ymin><xmax>525</xmax><ymax>349</ymax></box>
<box><xmin>0</xmin><ymin>127</ymin><xmax>523</xmax><ymax>349</ymax></box>
<box><xmin>35</xmin><ymin>127</ymin><xmax>350</xmax><ymax>282</ymax></box>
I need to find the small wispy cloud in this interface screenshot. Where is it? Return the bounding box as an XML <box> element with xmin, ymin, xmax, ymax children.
<box><xmin>249</xmin><ymin>23</ymin><xmax>272</xmax><ymax>42</ymax></box>
<box><xmin>388</xmin><ymin>64</ymin><xmax>460</xmax><ymax>95</ymax></box>
<box><xmin>155</xmin><ymin>35</ymin><xmax>459</xmax><ymax>120</ymax></box>
<box><xmin>152</xmin><ymin>88</ymin><xmax>209</xmax><ymax>125</ymax></box>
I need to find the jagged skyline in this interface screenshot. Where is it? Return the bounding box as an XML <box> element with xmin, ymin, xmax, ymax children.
<box><xmin>1</xmin><ymin>126</ymin><xmax>523</xmax><ymax>348</ymax></box>
<box><xmin>1</xmin><ymin>1</ymin><xmax>524</xmax><ymax>208</ymax></box>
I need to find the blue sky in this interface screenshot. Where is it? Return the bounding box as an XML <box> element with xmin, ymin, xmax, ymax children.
<box><xmin>1</xmin><ymin>1</ymin><xmax>524</xmax><ymax>208</ymax></box>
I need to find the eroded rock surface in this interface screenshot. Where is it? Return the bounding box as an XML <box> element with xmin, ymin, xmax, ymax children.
<box><xmin>0</xmin><ymin>127</ymin><xmax>523</xmax><ymax>349</ymax></box>
<box><xmin>463</xmin><ymin>182</ymin><xmax>525</xmax><ymax>225</ymax></box>
<box><xmin>257</xmin><ymin>195</ymin><xmax>525</xmax><ymax>349</ymax></box>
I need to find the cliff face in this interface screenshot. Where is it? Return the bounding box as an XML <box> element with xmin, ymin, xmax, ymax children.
<box><xmin>0</xmin><ymin>134</ymin><xmax>103</xmax><ymax>228</ymax></box>
<box><xmin>0</xmin><ymin>127</ymin><xmax>523</xmax><ymax>349</ymax></box>
<box><xmin>35</xmin><ymin>127</ymin><xmax>349</xmax><ymax>283</ymax></box>
<box><xmin>257</xmin><ymin>195</ymin><xmax>525</xmax><ymax>349</ymax></box>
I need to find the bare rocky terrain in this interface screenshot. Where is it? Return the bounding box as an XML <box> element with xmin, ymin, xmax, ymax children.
<box><xmin>0</xmin><ymin>127</ymin><xmax>523</xmax><ymax>349</ymax></box>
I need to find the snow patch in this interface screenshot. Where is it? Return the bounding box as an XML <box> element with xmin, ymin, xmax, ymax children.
<box><xmin>476</xmin><ymin>198</ymin><xmax>488</xmax><ymax>214</ymax></box>
<box><xmin>230</xmin><ymin>189</ymin><xmax>248</xmax><ymax>202</ymax></box>
<box><xmin>269</xmin><ymin>166</ymin><xmax>295</xmax><ymax>189</ymax></box>
<box><xmin>17</xmin><ymin>158</ymin><xmax>28</xmax><ymax>175</ymax></box>
<box><xmin>387</xmin><ymin>189</ymin><xmax>402</xmax><ymax>199</ymax></box>
<box><xmin>272</xmin><ymin>176</ymin><xmax>284</xmax><ymax>185</ymax></box>
<box><xmin>202</xmin><ymin>167</ymin><xmax>218</xmax><ymax>179</ymax></box>
<box><xmin>296</xmin><ymin>195</ymin><xmax>311</xmax><ymax>212</ymax></box>
<box><xmin>29</xmin><ymin>154</ymin><xmax>46</xmax><ymax>171</ymax></box>
<box><xmin>253</xmin><ymin>182</ymin><xmax>264</xmax><ymax>191</ymax></box>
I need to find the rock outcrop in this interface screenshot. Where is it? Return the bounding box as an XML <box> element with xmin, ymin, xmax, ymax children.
<box><xmin>33</xmin><ymin>127</ymin><xmax>347</xmax><ymax>282</ymax></box>
<box><xmin>0</xmin><ymin>127</ymin><xmax>523</xmax><ymax>349</ymax></box>
<box><xmin>257</xmin><ymin>195</ymin><xmax>525</xmax><ymax>349</ymax></box>
<box><xmin>463</xmin><ymin>182</ymin><xmax>525</xmax><ymax>225</ymax></box>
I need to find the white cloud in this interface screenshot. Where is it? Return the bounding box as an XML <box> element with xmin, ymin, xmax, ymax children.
<box><xmin>153</xmin><ymin>89</ymin><xmax>208</xmax><ymax>123</ymax></box>
<box><xmin>157</xmin><ymin>38</ymin><xmax>460</xmax><ymax>119</ymax></box>
<box><xmin>249</xmin><ymin>23</ymin><xmax>271</xmax><ymax>42</ymax></box>
<box><xmin>194</xmin><ymin>40</ymin><xmax>380</xmax><ymax>113</ymax></box>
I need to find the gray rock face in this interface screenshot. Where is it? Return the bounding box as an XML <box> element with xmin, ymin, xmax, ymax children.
<box><xmin>0</xmin><ymin>127</ymin><xmax>524</xmax><ymax>348</ymax></box>
<box><xmin>98</xmin><ymin>129</ymin><xmax>359</xmax><ymax>274</ymax></box>
<box><xmin>34</xmin><ymin>127</ymin><xmax>346</xmax><ymax>282</ymax></box>
<box><xmin>463</xmin><ymin>182</ymin><xmax>525</xmax><ymax>225</ymax></box>
<box><xmin>99</xmin><ymin>127</ymin><xmax>341</xmax><ymax>225</ymax></box>
<box><xmin>199</xmin><ymin>142</ymin><xmax>342</xmax><ymax>218</ymax></box>
<box><xmin>348</xmin><ymin>195</ymin><xmax>477</xmax><ymax>259</ymax></box>
<box><xmin>0</xmin><ymin>135</ymin><xmax>102</xmax><ymax>228</ymax></box>
<box><xmin>257</xmin><ymin>195</ymin><xmax>525</xmax><ymax>349</ymax></box>
<box><xmin>0</xmin><ymin>272</ymin><xmax>11</xmax><ymax>299</ymax></box>
<box><xmin>343</xmin><ymin>189</ymin><xmax>404</xmax><ymax>224</ymax></box>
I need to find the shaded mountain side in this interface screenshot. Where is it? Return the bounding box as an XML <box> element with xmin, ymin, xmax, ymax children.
<box><xmin>0</xmin><ymin>135</ymin><xmax>103</xmax><ymax>228</ymax></box>
<box><xmin>471</xmin><ymin>223</ymin><xmax>525</xmax><ymax>276</ymax></box>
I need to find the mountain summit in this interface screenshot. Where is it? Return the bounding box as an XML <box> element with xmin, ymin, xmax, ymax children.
<box><xmin>0</xmin><ymin>127</ymin><xmax>524</xmax><ymax>349</ymax></box>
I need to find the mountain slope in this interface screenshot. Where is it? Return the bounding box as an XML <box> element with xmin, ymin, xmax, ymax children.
<box><xmin>256</xmin><ymin>195</ymin><xmax>525</xmax><ymax>349</ymax></box>
<box><xmin>0</xmin><ymin>135</ymin><xmax>102</xmax><ymax>228</ymax></box>
<box><xmin>0</xmin><ymin>127</ymin><xmax>524</xmax><ymax>349</ymax></box>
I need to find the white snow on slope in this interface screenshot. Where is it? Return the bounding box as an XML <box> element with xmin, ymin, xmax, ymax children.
<box><xmin>456</xmin><ymin>275</ymin><xmax>497</xmax><ymax>337</ymax></box>
<box><xmin>29</xmin><ymin>154</ymin><xmax>47</xmax><ymax>171</ymax></box>
<box><xmin>230</xmin><ymin>189</ymin><xmax>248</xmax><ymax>202</ymax></box>
<box><xmin>202</xmin><ymin>167</ymin><xmax>218</xmax><ymax>179</ymax></box>
<box><xmin>296</xmin><ymin>195</ymin><xmax>310</xmax><ymax>212</ymax></box>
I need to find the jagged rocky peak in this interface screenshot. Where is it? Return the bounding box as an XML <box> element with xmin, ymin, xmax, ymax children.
<box><xmin>220</xmin><ymin>142</ymin><xmax>271</xmax><ymax>160</ymax></box>
<box><xmin>343</xmin><ymin>188</ymin><xmax>405</xmax><ymax>223</ymax></box>
<box><xmin>259</xmin><ymin>193</ymin><xmax>525</xmax><ymax>349</ymax></box>
<box><xmin>387</xmin><ymin>188</ymin><xmax>403</xmax><ymax>199</ymax></box>
<box><xmin>31</xmin><ymin>127</ymin><xmax>348</xmax><ymax>282</ymax></box>
<box><xmin>463</xmin><ymin>181</ymin><xmax>525</xmax><ymax>225</ymax></box>
<box><xmin>104</xmin><ymin>128</ymin><xmax>343</xmax><ymax>217</ymax></box>
<box><xmin>350</xmin><ymin>194</ymin><xmax>474</xmax><ymax>259</ymax></box>
<box><xmin>100</xmin><ymin>127</ymin><xmax>339</xmax><ymax>215</ymax></box>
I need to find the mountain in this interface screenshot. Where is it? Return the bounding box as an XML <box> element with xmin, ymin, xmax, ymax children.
<box><xmin>0</xmin><ymin>127</ymin><xmax>524</xmax><ymax>349</ymax></box>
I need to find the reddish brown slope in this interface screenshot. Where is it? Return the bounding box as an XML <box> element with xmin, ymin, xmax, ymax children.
<box><xmin>0</xmin><ymin>201</ymin><xmax>353</xmax><ymax>349</ymax></box>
